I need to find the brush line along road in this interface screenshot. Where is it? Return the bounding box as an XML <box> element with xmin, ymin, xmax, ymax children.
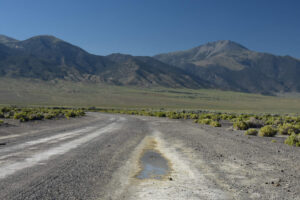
<box><xmin>0</xmin><ymin>113</ymin><xmax>299</xmax><ymax>200</ymax></box>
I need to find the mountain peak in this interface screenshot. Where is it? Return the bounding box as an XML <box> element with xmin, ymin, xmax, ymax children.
<box><xmin>24</xmin><ymin>35</ymin><xmax>62</xmax><ymax>43</ymax></box>
<box><xmin>153</xmin><ymin>40</ymin><xmax>249</xmax><ymax>71</ymax></box>
<box><xmin>0</xmin><ymin>34</ymin><xmax>19</xmax><ymax>44</ymax></box>
<box><xmin>192</xmin><ymin>40</ymin><xmax>248</xmax><ymax>57</ymax></box>
<box><xmin>208</xmin><ymin>40</ymin><xmax>247</xmax><ymax>49</ymax></box>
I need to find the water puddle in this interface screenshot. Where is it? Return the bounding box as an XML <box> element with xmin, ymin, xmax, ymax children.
<box><xmin>136</xmin><ymin>150</ymin><xmax>170</xmax><ymax>180</ymax></box>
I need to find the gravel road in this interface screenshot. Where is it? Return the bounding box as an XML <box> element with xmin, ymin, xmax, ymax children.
<box><xmin>0</xmin><ymin>113</ymin><xmax>299</xmax><ymax>200</ymax></box>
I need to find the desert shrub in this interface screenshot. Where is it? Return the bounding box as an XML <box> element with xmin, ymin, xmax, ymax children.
<box><xmin>220</xmin><ymin>113</ymin><xmax>236</xmax><ymax>120</ymax></box>
<box><xmin>65</xmin><ymin>111</ymin><xmax>76</xmax><ymax>118</ymax></box>
<box><xmin>75</xmin><ymin>110</ymin><xmax>85</xmax><ymax>116</ymax></box>
<box><xmin>210</xmin><ymin>114</ymin><xmax>221</xmax><ymax>121</ymax></box>
<box><xmin>233</xmin><ymin>114</ymin><xmax>251</xmax><ymax>122</ymax></box>
<box><xmin>259</xmin><ymin>125</ymin><xmax>277</xmax><ymax>137</ymax></box>
<box><xmin>233</xmin><ymin>121</ymin><xmax>248</xmax><ymax>130</ymax></box>
<box><xmin>246</xmin><ymin>117</ymin><xmax>264</xmax><ymax>128</ymax></box>
<box><xmin>190</xmin><ymin>114</ymin><xmax>198</xmax><ymax>119</ymax></box>
<box><xmin>245</xmin><ymin>128</ymin><xmax>258</xmax><ymax>136</ymax></box>
<box><xmin>278</xmin><ymin>123</ymin><xmax>296</xmax><ymax>135</ymax></box>
<box><xmin>4</xmin><ymin>111</ymin><xmax>14</xmax><ymax>118</ymax></box>
<box><xmin>284</xmin><ymin>133</ymin><xmax>300</xmax><ymax>147</ymax></box>
<box><xmin>28</xmin><ymin>113</ymin><xmax>44</xmax><ymax>120</ymax></box>
<box><xmin>264</xmin><ymin>117</ymin><xmax>275</xmax><ymax>125</ymax></box>
<box><xmin>13</xmin><ymin>112</ymin><xmax>29</xmax><ymax>122</ymax></box>
<box><xmin>273</xmin><ymin>119</ymin><xmax>284</xmax><ymax>126</ymax></box>
<box><xmin>284</xmin><ymin>116</ymin><xmax>297</xmax><ymax>123</ymax></box>
<box><xmin>1</xmin><ymin>107</ymin><xmax>11</xmax><ymax>113</ymax></box>
<box><xmin>0</xmin><ymin>107</ymin><xmax>85</xmax><ymax>122</ymax></box>
<box><xmin>263</xmin><ymin>116</ymin><xmax>282</xmax><ymax>125</ymax></box>
<box><xmin>156</xmin><ymin>112</ymin><xmax>166</xmax><ymax>117</ymax></box>
<box><xmin>294</xmin><ymin>123</ymin><xmax>300</xmax><ymax>133</ymax></box>
<box><xmin>166</xmin><ymin>112</ymin><xmax>181</xmax><ymax>119</ymax></box>
<box><xmin>64</xmin><ymin>109</ymin><xmax>85</xmax><ymax>119</ymax></box>
<box><xmin>199</xmin><ymin>119</ymin><xmax>212</xmax><ymax>125</ymax></box>
<box><xmin>241</xmin><ymin>114</ymin><xmax>251</xmax><ymax>120</ymax></box>
<box><xmin>210</xmin><ymin>120</ymin><xmax>221</xmax><ymax>127</ymax></box>
<box><xmin>182</xmin><ymin>113</ymin><xmax>188</xmax><ymax>119</ymax></box>
<box><xmin>199</xmin><ymin>114</ymin><xmax>212</xmax><ymax>120</ymax></box>
<box><xmin>45</xmin><ymin>113</ymin><xmax>56</xmax><ymax>119</ymax></box>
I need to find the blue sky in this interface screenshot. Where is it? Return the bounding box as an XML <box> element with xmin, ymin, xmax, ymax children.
<box><xmin>0</xmin><ymin>0</ymin><xmax>299</xmax><ymax>57</ymax></box>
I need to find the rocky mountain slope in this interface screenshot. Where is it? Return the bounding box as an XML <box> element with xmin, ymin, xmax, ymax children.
<box><xmin>154</xmin><ymin>40</ymin><xmax>300</xmax><ymax>94</ymax></box>
<box><xmin>0</xmin><ymin>35</ymin><xmax>204</xmax><ymax>88</ymax></box>
<box><xmin>1</xmin><ymin>34</ymin><xmax>300</xmax><ymax>94</ymax></box>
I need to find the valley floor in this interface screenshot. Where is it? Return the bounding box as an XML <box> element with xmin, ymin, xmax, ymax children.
<box><xmin>0</xmin><ymin>113</ymin><xmax>299</xmax><ymax>199</ymax></box>
<box><xmin>2</xmin><ymin>78</ymin><xmax>300</xmax><ymax>113</ymax></box>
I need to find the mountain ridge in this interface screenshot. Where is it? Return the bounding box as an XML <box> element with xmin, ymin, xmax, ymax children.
<box><xmin>154</xmin><ymin>40</ymin><xmax>300</xmax><ymax>94</ymax></box>
<box><xmin>1</xmin><ymin>34</ymin><xmax>300</xmax><ymax>94</ymax></box>
<box><xmin>0</xmin><ymin>34</ymin><xmax>206</xmax><ymax>88</ymax></box>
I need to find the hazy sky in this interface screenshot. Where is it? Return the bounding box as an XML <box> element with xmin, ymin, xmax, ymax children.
<box><xmin>1</xmin><ymin>0</ymin><xmax>299</xmax><ymax>57</ymax></box>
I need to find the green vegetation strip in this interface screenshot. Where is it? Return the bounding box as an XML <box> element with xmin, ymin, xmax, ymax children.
<box><xmin>95</xmin><ymin>108</ymin><xmax>300</xmax><ymax>147</ymax></box>
<box><xmin>0</xmin><ymin>106</ymin><xmax>85</xmax><ymax>122</ymax></box>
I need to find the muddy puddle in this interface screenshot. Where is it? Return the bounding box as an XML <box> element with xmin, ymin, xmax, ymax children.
<box><xmin>136</xmin><ymin>150</ymin><xmax>170</xmax><ymax>180</ymax></box>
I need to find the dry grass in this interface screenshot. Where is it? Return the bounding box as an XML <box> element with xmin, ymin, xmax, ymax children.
<box><xmin>1</xmin><ymin>78</ymin><xmax>300</xmax><ymax>113</ymax></box>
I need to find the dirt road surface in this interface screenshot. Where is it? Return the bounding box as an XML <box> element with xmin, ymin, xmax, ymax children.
<box><xmin>0</xmin><ymin>113</ymin><xmax>299</xmax><ymax>200</ymax></box>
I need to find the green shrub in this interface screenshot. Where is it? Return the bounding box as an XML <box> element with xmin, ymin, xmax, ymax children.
<box><xmin>210</xmin><ymin>114</ymin><xmax>221</xmax><ymax>121</ymax></box>
<box><xmin>284</xmin><ymin>133</ymin><xmax>300</xmax><ymax>147</ymax></box>
<box><xmin>75</xmin><ymin>110</ymin><xmax>85</xmax><ymax>116</ymax></box>
<box><xmin>284</xmin><ymin>116</ymin><xmax>297</xmax><ymax>123</ymax></box>
<box><xmin>245</xmin><ymin>128</ymin><xmax>258</xmax><ymax>136</ymax></box>
<box><xmin>233</xmin><ymin>121</ymin><xmax>248</xmax><ymax>130</ymax></box>
<box><xmin>199</xmin><ymin>119</ymin><xmax>212</xmax><ymax>125</ymax></box>
<box><xmin>190</xmin><ymin>114</ymin><xmax>198</xmax><ymax>119</ymax></box>
<box><xmin>259</xmin><ymin>125</ymin><xmax>277</xmax><ymax>137</ymax></box>
<box><xmin>13</xmin><ymin>112</ymin><xmax>29</xmax><ymax>122</ymax></box>
<box><xmin>198</xmin><ymin>114</ymin><xmax>210</xmax><ymax>119</ymax></box>
<box><xmin>64</xmin><ymin>109</ymin><xmax>85</xmax><ymax>119</ymax></box>
<box><xmin>45</xmin><ymin>113</ymin><xmax>55</xmax><ymax>119</ymax></box>
<box><xmin>1</xmin><ymin>107</ymin><xmax>11</xmax><ymax>113</ymax></box>
<box><xmin>28</xmin><ymin>113</ymin><xmax>44</xmax><ymax>120</ymax></box>
<box><xmin>295</xmin><ymin>123</ymin><xmax>300</xmax><ymax>133</ymax></box>
<box><xmin>210</xmin><ymin>121</ymin><xmax>221</xmax><ymax>127</ymax></box>
<box><xmin>156</xmin><ymin>112</ymin><xmax>166</xmax><ymax>117</ymax></box>
<box><xmin>278</xmin><ymin>123</ymin><xmax>296</xmax><ymax>135</ymax></box>
<box><xmin>166</xmin><ymin>112</ymin><xmax>181</xmax><ymax>119</ymax></box>
<box><xmin>264</xmin><ymin>116</ymin><xmax>282</xmax><ymax>125</ymax></box>
<box><xmin>65</xmin><ymin>111</ymin><xmax>76</xmax><ymax>118</ymax></box>
<box><xmin>246</xmin><ymin>117</ymin><xmax>264</xmax><ymax>128</ymax></box>
<box><xmin>0</xmin><ymin>107</ymin><xmax>85</xmax><ymax>122</ymax></box>
<box><xmin>220</xmin><ymin>113</ymin><xmax>236</xmax><ymax>120</ymax></box>
<box><xmin>0</xmin><ymin>120</ymin><xmax>3</xmax><ymax>124</ymax></box>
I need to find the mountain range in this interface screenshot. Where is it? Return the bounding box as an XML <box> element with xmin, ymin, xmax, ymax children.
<box><xmin>0</xmin><ymin>34</ymin><xmax>300</xmax><ymax>94</ymax></box>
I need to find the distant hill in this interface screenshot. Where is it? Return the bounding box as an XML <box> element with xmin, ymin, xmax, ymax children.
<box><xmin>1</xmin><ymin>34</ymin><xmax>300</xmax><ymax>94</ymax></box>
<box><xmin>0</xmin><ymin>35</ymin><xmax>114</xmax><ymax>81</ymax></box>
<box><xmin>105</xmin><ymin>53</ymin><xmax>206</xmax><ymax>88</ymax></box>
<box><xmin>154</xmin><ymin>40</ymin><xmax>300</xmax><ymax>94</ymax></box>
<box><xmin>0</xmin><ymin>35</ymin><xmax>205</xmax><ymax>88</ymax></box>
